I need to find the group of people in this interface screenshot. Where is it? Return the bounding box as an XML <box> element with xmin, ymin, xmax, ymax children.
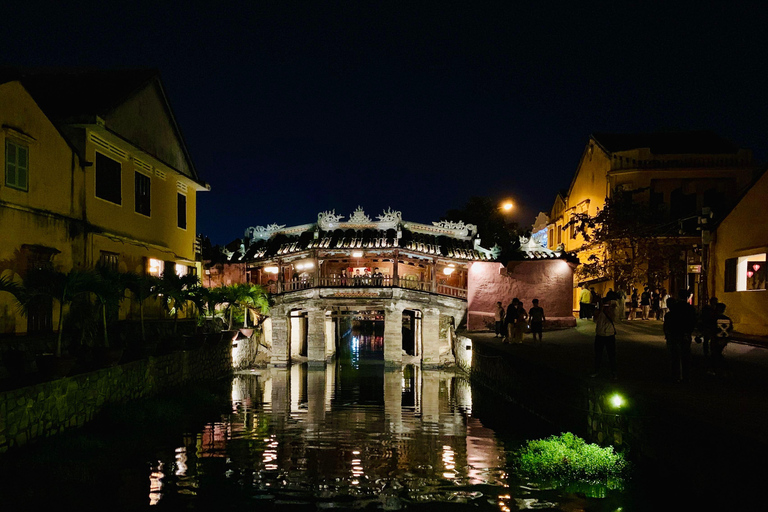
<box><xmin>627</xmin><ymin>286</ymin><xmax>672</xmax><ymax>321</ymax></box>
<box><xmin>337</xmin><ymin>267</ymin><xmax>386</xmax><ymax>287</ymax></box>
<box><xmin>583</xmin><ymin>284</ymin><xmax>678</xmax><ymax>322</ymax></box>
<box><xmin>494</xmin><ymin>298</ymin><xmax>546</xmax><ymax>343</ymax></box>
<box><xmin>493</xmin><ymin>284</ymin><xmax>735</xmax><ymax>383</ymax></box>
<box><xmin>663</xmin><ymin>291</ymin><xmax>733</xmax><ymax>381</ymax></box>
<box><xmin>588</xmin><ymin>288</ymin><xmax>734</xmax><ymax>383</ymax></box>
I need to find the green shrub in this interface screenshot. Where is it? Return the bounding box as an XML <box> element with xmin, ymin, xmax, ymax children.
<box><xmin>515</xmin><ymin>432</ymin><xmax>629</xmax><ymax>483</ymax></box>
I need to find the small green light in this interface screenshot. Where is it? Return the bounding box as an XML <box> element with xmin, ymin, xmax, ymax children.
<box><xmin>609</xmin><ymin>393</ymin><xmax>625</xmax><ymax>409</ymax></box>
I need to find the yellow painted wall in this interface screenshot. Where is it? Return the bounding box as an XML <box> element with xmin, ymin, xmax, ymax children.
<box><xmin>84</xmin><ymin>130</ymin><xmax>198</xmax><ymax>264</ymax></box>
<box><xmin>0</xmin><ymin>82</ymin><xmax>86</xmax><ymax>334</ymax></box>
<box><xmin>710</xmin><ymin>171</ymin><xmax>768</xmax><ymax>335</ymax></box>
<box><xmin>548</xmin><ymin>136</ymin><xmax>756</xmax><ymax>312</ymax></box>
<box><xmin>0</xmin><ymin>80</ymin><xmax>202</xmax><ymax>335</ymax></box>
<box><xmin>0</xmin><ymin>82</ymin><xmax>85</xmax><ymax>219</ymax></box>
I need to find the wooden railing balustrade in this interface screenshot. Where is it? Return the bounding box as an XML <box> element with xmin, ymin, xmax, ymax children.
<box><xmin>267</xmin><ymin>275</ymin><xmax>467</xmax><ymax>299</ymax></box>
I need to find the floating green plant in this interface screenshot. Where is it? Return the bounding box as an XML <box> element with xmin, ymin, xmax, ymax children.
<box><xmin>514</xmin><ymin>432</ymin><xmax>629</xmax><ymax>485</ymax></box>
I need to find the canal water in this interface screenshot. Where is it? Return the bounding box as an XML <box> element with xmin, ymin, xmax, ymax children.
<box><xmin>0</xmin><ymin>353</ymin><xmax>646</xmax><ymax>511</ymax></box>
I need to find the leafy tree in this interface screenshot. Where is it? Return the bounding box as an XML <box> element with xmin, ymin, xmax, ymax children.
<box><xmin>442</xmin><ymin>196</ymin><xmax>522</xmax><ymax>260</ymax></box>
<box><xmin>567</xmin><ymin>192</ymin><xmax>689</xmax><ymax>291</ymax></box>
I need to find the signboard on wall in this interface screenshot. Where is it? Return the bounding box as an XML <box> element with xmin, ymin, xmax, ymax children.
<box><xmin>687</xmin><ymin>265</ymin><xmax>702</xmax><ymax>274</ymax></box>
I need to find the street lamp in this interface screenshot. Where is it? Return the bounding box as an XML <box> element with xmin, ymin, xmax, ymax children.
<box><xmin>500</xmin><ymin>201</ymin><xmax>514</xmax><ymax>212</ymax></box>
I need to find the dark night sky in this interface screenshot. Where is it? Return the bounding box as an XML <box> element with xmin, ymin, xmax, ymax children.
<box><xmin>3</xmin><ymin>2</ymin><xmax>767</xmax><ymax>244</ymax></box>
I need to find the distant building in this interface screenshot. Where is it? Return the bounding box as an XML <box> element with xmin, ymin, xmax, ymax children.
<box><xmin>709</xmin><ymin>168</ymin><xmax>768</xmax><ymax>335</ymax></box>
<box><xmin>0</xmin><ymin>69</ymin><xmax>208</xmax><ymax>335</ymax></box>
<box><xmin>548</xmin><ymin>131</ymin><xmax>757</xmax><ymax>313</ymax></box>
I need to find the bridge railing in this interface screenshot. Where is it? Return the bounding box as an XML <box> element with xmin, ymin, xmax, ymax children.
<box><xmin>274</xmin><ymin>276</ymin><xmax>465</xmax><ymax>299</ymax></box>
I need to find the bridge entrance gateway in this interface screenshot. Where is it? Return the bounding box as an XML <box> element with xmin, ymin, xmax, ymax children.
<box><xmin>236</xmin><ymin>207</ymin><xmax>494</xmax><ymax>367</ymax></box>
<box><xmin>268</xmin><ymin>287</ymin><xmax>467</xmax><ymax>367</ymax></box>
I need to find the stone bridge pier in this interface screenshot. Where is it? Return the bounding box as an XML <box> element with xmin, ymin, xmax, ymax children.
<box><xmin>266</xmin><ymin>288</ymin><xmax>466</xmax><ymax>367</ymax></box>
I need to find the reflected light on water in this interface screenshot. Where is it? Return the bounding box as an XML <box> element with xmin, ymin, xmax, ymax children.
<box><xmin>148</xmin><ymin>461</ymin><xmax>164</xmax><ymax>506</ymax></box>
<box><xmin>140</xmin><ymin>363</ymin><xmax>602</xmax><ymax>509</ymax></box>
<box><xmin>174</xmin><ymin>446</ymin><xmax>187</xmax><ymax>476</ymax></box>
<box><xmin>442</xmin><ymin>444</ymin><xmax>456</xmax><ymax>479</ymax></box>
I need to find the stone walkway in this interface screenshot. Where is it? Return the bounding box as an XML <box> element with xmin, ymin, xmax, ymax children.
<box><xmin>463</xmin><ymin>319</ymin><xmax>768</xmax><ymax>446</ymax></box>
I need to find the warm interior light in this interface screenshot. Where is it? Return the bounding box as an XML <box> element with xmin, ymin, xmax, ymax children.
<box><xmin>175</xmin><ymin>263</ymin><xmax>187</xmax><ymax>277</ymax></box>
<box><xmin>148</xmin><ymin>258</ymin><xmax>162</xmax><ymax>277</ymax></box>
<box><xmin>264</xmin><ymin>266</ymin><xmax>279</xmax><ymax>274</ymax></box>
<box><xmin>443</xmin><ymin>267</ymin><xmax>455</xmax><ymax>275</ymax></box>
<box><xmin>352</xmin><ymin>251</ymin><xmax>363</xmax><ymax>258</ymax></box>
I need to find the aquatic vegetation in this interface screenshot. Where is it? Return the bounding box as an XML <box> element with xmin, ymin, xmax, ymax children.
<box><xmin>514</xmin><ymin>432</ymin><xmax>629</xmax><ymax>483</ymax></box>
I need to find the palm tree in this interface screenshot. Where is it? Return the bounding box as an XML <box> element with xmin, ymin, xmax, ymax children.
<box><xmin>218</xmin><ymin>283</ymin><xmax>271</xmax><ymax>329</ymax></box>
<box><xmin>157</xmin><ymin>271</ymin><xmax>203</xmax><ymax>335</ymax></box>
<box><xmin>0</xmin><ymin>274</ymin><xmax>26</xmax><ymax>312</ymax></box>
<box><xmin>92</xmin><ymin>266</ymin><xmax>131</xmax><ymax>348</ymax></box>
<box><xmin>25</xmin><ymin>268</ymin><xmax>98</xmax><ymax>357</ymax></box>
<box><xmin>123</xmin><ymin>272</ymin><xmax>160</xmax><ymax>342</ymax></box>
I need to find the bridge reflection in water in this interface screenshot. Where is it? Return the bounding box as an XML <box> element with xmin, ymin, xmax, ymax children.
<box><xmin>148</xmin><ymin>361</ymin><xmax>513</xmax><ymax>509</ymax></box>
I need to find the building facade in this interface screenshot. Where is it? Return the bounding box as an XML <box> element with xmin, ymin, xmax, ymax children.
<box><xmin>0</xmin><ymin>70</ymin><xmax>208</xmax><ymax>336</ymax></box>
<box><xmin>709</xmin><ymin>169</ymin><xmax>768</xmax><ymax>335</ymax></box>
<box><xmin>548</xmin><ymin>131</ymin><xmax>757</xmax><ymax>312</ymax></box>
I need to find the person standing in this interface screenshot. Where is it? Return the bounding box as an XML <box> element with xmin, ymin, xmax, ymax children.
<box><xmin>616</xmin><ymin>287</ymin><xmax>627</xmax><ymax>322</ymax></box>
<box><xmin>698</xmin><ymin>297</ymin><xmax>719</xmax><ymax>357</ymax></box>
<box><xmin>709</xmin><ymin>302</ymin><xmax>733</xmax><ymax>376</ymax></box>
<box><xmin>640</xmin><ymin>287</ymin><xmax>651</xmax><ymax>320</ymax></box>
<box><xmin>591</xmin><ymin>297</ymin><xmax>618</xmax><ymax>380</ymax></box>
<box><xmin>590</xmin><ymin>287</ymin><xmax>600</xmax><ymax>318</ymax></box>
<box><xmin>513</xmin><ymin>300</ymin><xmax>528</xmax><ymax>343</ymax></box>
<box><xmin>628</xmin><ymin>288</ymin><xmax>639</xmax><ymax>320</ymax></box>
<box><xmin>579</xmin><ymin>286</ymin><xmax>592</xmax><ymax>319</ymax></box>
<box><xmin>504</xmin><ymin>298</ymin><xmax>519</xmax><ymax>343</ymax></box>
<box><xmin>494</xmin><ymin>301</ymin><xmax>505</xmax><ymax>338</ymax></box>
<box><xmin>659</xmin><ymin>288</ymin><xmax>670</xmax><ymax>321</ymax></box>
<box><xmin>651</xmin><ymin>288</ymin><xmax>661</xmax><ymax>319</ymax></box>
<box><xmin>663</xmin><ymin>291</ymin><xmax>698</xmax><ymax>383</ymax></box>
<box><xmin>528</xmin><ymin>299</ymin><xmax>545</xmax><ymax>342</ymax></box>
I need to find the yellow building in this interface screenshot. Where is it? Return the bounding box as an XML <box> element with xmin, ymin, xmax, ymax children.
<box><xmin>548</xmin><ymin>131</ymin><xmax>756</xmax><ymax>313</ymax></box>
<box><xmin>709</xmin><ymin>169</ymin><xmax>768</xmax><ymax>335</ymax></box>
<box><xmin>0</xmin><ymin>69</ymin><xmax>208</xmax><ymax>335</ymax></box>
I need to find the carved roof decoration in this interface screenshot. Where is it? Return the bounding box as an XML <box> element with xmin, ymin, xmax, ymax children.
<box><xmin>234</xmin><ymin>208</ymin><xmax>493</xmax><ymax>263</ymax></box>
<box><xmin>513</xmin><ymin>235</ymin><xmax>578</xmax><ymax>262</ymax></box>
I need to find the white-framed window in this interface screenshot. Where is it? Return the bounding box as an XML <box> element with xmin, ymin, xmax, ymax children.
<box><xmin>5</xmin><ymin>139</ymin><xmax>29</xmax><ymax>191</ymax></box>
<box><xmin>737</xmin><ymin>253</ymin><xmax>766</xmax><ymax>291</ymax></box>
